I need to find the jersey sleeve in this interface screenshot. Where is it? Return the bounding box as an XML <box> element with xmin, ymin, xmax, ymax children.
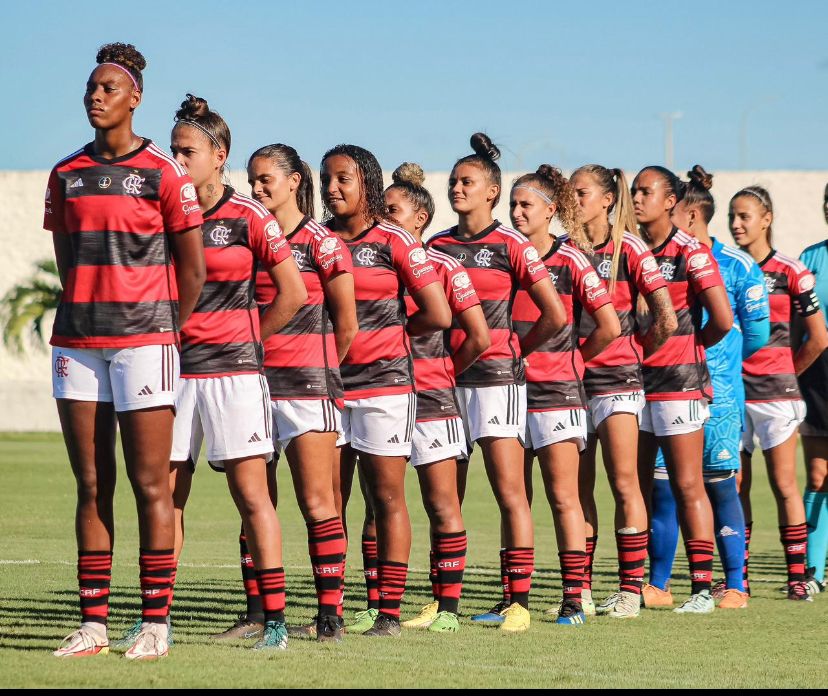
<box><xmin>443</xmin><ymin>263</ymin><xmax>480</xmax><ymax>316</ymax></box>
<box><xmin>508</xmin><ymin>234</ymin><xmax>550</xmax><ymax>290</ymax></box>
<box><xmin>683</xmin><ymin>243</ymin><xmax>723</xmax><ymax>293</ymax></box>
<box><xmin>311</xmin><ymin>230</ymin><xmax>353</xmax><ymax>281</ymax></box>
<box><xmin>159</xmin><ymin>167</ymin><xmax>203</xmax><ymax>233</ymax></box>
<box><xmin>390</xmin><ymin>233</ymin><xmax>439</xmax><ymax>293</ymax></box>
<box><xmin>249</xmin><ymin>214</ymin><xmax>292</xmax><ymax>268</ymax></box>
<box><xmin>789</xmin><ymin>262</ymin><xmax>820</xmax><ymax>318</ymax></box>
<box><xmin>43</xmin><ymin>168</ymin><xmax>65</xmax><ymax>233</ymax></box>
<box><xmin>628</xmin><ymin>244</ymin><xmax>666</xmax><ymax>295</ymax></box>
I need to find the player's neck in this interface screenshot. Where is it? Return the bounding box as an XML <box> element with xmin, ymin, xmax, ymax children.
<box><xmin>93</xmin><ymin>124</ymin><xmax>141</xmax><ymax>160</ymax></box>
<box><xmin>197</xmin><ymin>179</ymin><xmax>225</xmax><ymax>212</ymax></box>
<box><xmin>525</xmin><ymin>226</ymin><xmax>554</xmax><ymax>257</ymax></box>
<box><xmin>272</xmin><ymin>201</ymin><xmax>306</xmax><ymax>237</ymax></box>
<box><xmin>584</xmin><ymin>216</ymin><xmax>610</xmax><ymax>245</ymax></box>
<box><xmin>692</xmin><ymin>224</ymin><xmax>712</xmax><ymax>248</ymax></box>
<box><xmin>332</xmin><ymin>213</ymin><xmax>375</xmax><ymax>240</ymax></box>
<box><xmin>457</xmin><ymin>209</ymin><xmax>494</xmax><ymax>238</ymax></box>
<box><xmin>643</xmin><ymin>217</ymin><xmax>673</xmax><ymax>248</ymax></box>
<box><xmin>743</xmin><ymin>238</ymin><xmax>772</xmax><ymax>263</ymax></box>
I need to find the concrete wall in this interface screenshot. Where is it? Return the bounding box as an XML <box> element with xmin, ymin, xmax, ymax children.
<box><xmin>2</xmin><ymin>169</ymin><xmax>826</xmax><ymax>431</ymax></box>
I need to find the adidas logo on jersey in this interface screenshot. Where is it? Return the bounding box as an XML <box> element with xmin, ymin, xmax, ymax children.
<box><xmin>69</xmin><ymin>177</ymin><xmax>84</xmax><ymax>188</ymax></box>
<box><xmin>387</xmin><ymin>434</ymin><xmax>400</xmax><ymax>444</ymax></box>
<box><xmin>719</xmin><ymin>526</ymin><xmax>739</xmax><ymax>538</ymax></box>
<box><xmin>488</xmin><ymin>416</ymin><xmax>501</xmax><ymax>425</ymax></box>
<box><xmin>137</xmin><ymin>385</ymin><xmax>153</xmax><ymax>396</ymax></box>
<box><xmin>248</xmin><ymin>433</ymin><xmax>262</xmax><ymax>443</ymax></box>
<box><xmin>717</xmin><ymin>449</ymin><xmax>733</xmax><ymax>461</ymax></box>
<box><xmin>671</xmin><ymin>416</ymin><xmax>685</xmax><ymax>425</ymax></box>
<box><xmin>428</xmin><ymin>439</ymin><xmax>443</xmax><ymax>449</ymax></box>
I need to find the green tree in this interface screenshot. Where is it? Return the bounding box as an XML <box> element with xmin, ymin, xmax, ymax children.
<box><xmin>0</xmin><ymin>259</ymin><xmax>61</xmax><ymax>355</ymax></box>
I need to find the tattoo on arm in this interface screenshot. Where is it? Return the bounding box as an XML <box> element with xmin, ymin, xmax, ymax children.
<box><xmin>645</xmin><ymin>287</ymin><xmax>676</xmax><ymax>353</ymax></box>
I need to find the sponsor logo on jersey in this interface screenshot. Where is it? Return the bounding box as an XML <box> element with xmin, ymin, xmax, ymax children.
<box><xmin>597</xmin><ymin>259</ymin><xmax>612</xmax><ymax>278</ymax></box>
<box><xmin>409</xmin><ymin>247</ymin><xmax>428</xmax><ymax>266</ymax></box>
<box><xmin>122</xmin><ymin>173</ymin><xmax>145</xmax><ymax>195</ymax></box>
<box><xmin>319</xmin><ymin>236</ymin><xmax>340</xmax><ymax>256</ymax></box>
<box><xmin>210</xmin><ymin>224</ymin><xmax>231</xmax><ymax>246</ymax></box>
<box><xmin>524</xmin><ymin>246</ymin><xmax>540</xmax><ymax>264</ymax></box>
<box><xmin>659</xmin><ymin>262</ymin><xmax>675</xmax><ymax>281</ymax></box>
<box><xmin>746</xmin><ymin>284</ymin><xmax>765</xmax><ymax>301</ymax></box>
<box><xmin>98</xmin><ymin>176</ymin><xmax>112</xmax><ymax>189</ymax></box>
<box><xmin>641</xmin><ymin>256</ymin><xmax>658</xmax><ymax>273</ymax></box>
<box><xmin>356</xmin><ymin>247</ymin><xmax>377</xmax><ymax>266</ymax></box>
<box><xmin>180</xmin><ymin>182</ymin><xmax>197</xmax><ymax>203</ymax></box>
<box><xmin>474</xmin><ymin>248</ymin><xmax>494</xmax><ymax>267</ymax></box>
<box><xmin>54</xmin><ymin>355</ymin><xmax>69</xmax><ymax>378</ymax></box>
<box><xmin>688</xmin><ymin>252</ymin><xmax>710</xmax><ymax>271</ymax></box>
<box><xmin>583</xmin><ymin>271</ymin><xmax>601</xmax><ymax>289</ymax></box>
<box><xmin>799</xmin><ymin>274</ymin><xmax>816</xmax><ymax>293</ymax></box>
<box><xmin>265</xmin><ymin>221</ymin><xmax>284</xmax><ymax>252</ymax></box>
<box><xmin>452</xmin><ymin>271</ymin><xmax>476</xmax><ymax>303</ymax></box>
<box><xmin>457</xmin><ymin>252</ymin><xmax>467</xmax><ymax>262</ymax></box>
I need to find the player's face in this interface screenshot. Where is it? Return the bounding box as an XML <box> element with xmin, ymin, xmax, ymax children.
<box><xmin>632</xmin><ymin>170</ymin><xmax>675</xmax><ymax>225</ymax></box>
<box><xmin>248</xmin><ymin>157</ymin><xmax>293</xmax><ymax>215</ymax></box>
<box><xmin>729</xmin><ymin>196</ymin><xmax>771</xmax><ymax>248</ymax></box>
<box><xmin>449</xmin><ymin>164</ymin><xmax>498</xmax><ymax>214</ymax></box>
<box><xmin>571</xmin><ymin>172</ymin><xmax>611</xmax><ymax>225</ymax></box>
<box><xmin>670</xmin><ymin>199</ymin><xmax>693</xmax><ymax>232</ymax></box>
<box><xmin>385</xmin><ymin>187</ymin><xmax>419</xmax><ymax>235</ymax></box>
<box><xmin>321</xmin><ymin>155</ymin><xmax>362</xmax><ymax>218</ymax></box>
<box><xmin>509</xmin><ymin>186</ymin><xmax>552</xmax><ymax>237</ymax></box>
<box><xmin>823</xmin><ymin>184</ymin><xmax>828</xmax><ymax>225</ymax></box>
<box><xmin>84</xmin><ymin>65</ymin><xmax>140</xmax><ymax>130</ymax></box>
<box><xmin>170</xmin><ymin>125</ymin><xmax>219</xmax><ymax>189</ymax></box>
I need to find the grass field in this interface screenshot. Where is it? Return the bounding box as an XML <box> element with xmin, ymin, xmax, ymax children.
<box><xmin>1</xmin><ymin>432</ymin><xmax>825</xmax><ymax>688</ymax></box>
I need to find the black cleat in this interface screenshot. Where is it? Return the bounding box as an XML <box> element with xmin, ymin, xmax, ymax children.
<box><xmin>317</xmin><ymin>615</ymin><xmax>344</xmax><ymax>642</ymax></box>
<box><xmin>363</xmin><ymin>613</ymin><xmax>401</xmax><ymax>637</ymax></box>
<box><xmin>210</xmin><ymin>613</ymin><xmax>264</xmax><ymax>640</ymax></box>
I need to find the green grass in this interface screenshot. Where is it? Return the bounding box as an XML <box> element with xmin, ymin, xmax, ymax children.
<box><xmin>0</xmin><ymin>432</ymin><xmax>825</xmax><ymax>688</ymax></box>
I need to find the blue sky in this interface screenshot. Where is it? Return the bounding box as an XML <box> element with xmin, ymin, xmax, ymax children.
<box><xmin>3</xmin><ymin>1</ymin><xmax>827</xmax><ymax>172</ymax></box>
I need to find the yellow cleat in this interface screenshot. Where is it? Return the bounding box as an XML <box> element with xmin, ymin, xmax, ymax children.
<box><xmin>499</xmin><ymin>603</ymin><xmax>530</xmax><ymax>633</ymax></box>
<box><xmin>401</xmin><ymin>601</ymin><xmax>439</xmax><ymax>629</ymax></box>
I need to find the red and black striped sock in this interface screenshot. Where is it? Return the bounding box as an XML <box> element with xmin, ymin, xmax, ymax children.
<box><xmin>505</xmin><ymin>548</ymin><xmax>534</xmax><ymax>608</ymax></box>
<box><xmin>167</xmin><ymin>568</ymin><xmax>177</xmax><ymax>611</ymax></box>
<box><xmin>308</xmin><ymin>517</ymin><xmax>346</xmax><ymax>618</ymax></box>
<box><xmin>434</xmin><ymin>531</ymin><xmax>467</xmax><ymax>614</ymax></box>
<box><xmin>361</xmin><ymin>536</ymin><xmax>380</xmax><ymax>610</ymax></box>
<box><xmin>337</xmin><ymin>553</ymin><xmax>346</xmax><ymax>618</ymax></box>
<box><xmin>239</xmin><ymin>530</ymin><xmax>263</xmax><ymax>621</ymax></box>
<box><xmin>377</xmin><ymin>561</ymin><xmax>408</xmax><ymax>619</ymax></box>
<box><xmin>78</xmin><ymin>551</ymin><xmax>112</xmax><ymax>625</ymax></box>
<box><xmin>559</xmin><ymin>550</ymin><xmax>585</xmax><ymax>605</ymax></box>
<box><xmin>584</xmin><ymin>536</ymin><xmax>598</xmax><ymax>592</ymax></box>
<box><xmin>499</xmin><ymin>548</ymin><xmax>511</xmax><ymax>604</ymax></box>
<box><xmin>429</xmin><ymin>543</ymin><xmax>439</xmax><ymax>602</ymax></box>
<box><xmin>256</xmin><ymin>567</ymin><xmax>286</xmax><ymax>624</ymax></box>
<box><xmin>684</xmin><ymin>539</ymin><xmax>714</xmax><ymax>595</ymax></box>
<box><xmin>139</xmin><ymin>549</ymin><xmax>175</xmax><ymax>624</ymax></box>
<box><xmin>617</xmin><ymin>530</ymin><xmax>648</xmax><ymax>595</ymax></box>
<box><xmin>780</xmin><ymin>523</ymin><xmax>808</xmax><ymax>584</ymax></box>
<box><xmin>743</xmin><ymin>522</ymin><xmax>753</xmax><ymax>595</ymax></box>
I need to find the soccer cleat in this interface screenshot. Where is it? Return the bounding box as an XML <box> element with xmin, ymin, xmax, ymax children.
<box><xmin>402</xmin><ymin>601</ymin><xmax>439</xmax><ymax>629</ymax></box>
<box><xmin>581</xmin><ymin>589</ymin><xmax>596</xmax><ymax>616</ymax></box>
<box><xmin>287</xmin><ymin>616</ymin><xmax>317</xmax><ymax>640</ymax></box>
<box><xmin>787</xmin><ymin>582</ymin><xmax>814</xmax><ymax>602</ymax></box>
<box><xmin>471</xmin><ymin>600</ymin><xmax>508</xmax><ymax>625</ymax></box>
<box><xmin>608</xmin><ymin>591</ymin><xmax>640</xmax><ymax>618</ymax></box>
<box><xmin>710</xmin><ymin>579</ymin><xmax>727</xmax><ymax>600</ymax></box>
<box><xmin>804</xmin><ymin>568</ymin><xmax>825</xmax><ymax>597</ymax></box>
<box><xmin>252</xmin><ymin>620</ymin><xmax>289</xmax><ymax>651</ymax></box>
<box><xmin>594</xmin><ymin>592</ymin><xmax>621</xmax><ymax>615</ymax></box>
<box><xmin>346</xmin><ymin>608</ymin><xmax>379</xmax><ymax>635</ymax></box>
<box><xmin>555</xmin><ymin>599</ymin><xmax>586</xmax><ymax>625</ymax></box>
<box><xmin>717</xmin><ymin>589</ymin><xmax>749</xmax><ymax>609</ymax></box>
<box><xmin>363</xmin><ymin>613</ymin><xmax>401</xmax><ymax>637</ymax></box>
<box><xmin>316</xmin><ymin>615</ymin><xmax>343</xmax><ymax>643</ymax></box>
<box><xmin>111</xmin><ymin>618</ymin><xmax>143</xmax><ymax>649</ymax></box>
<box><xmin>641</xmin><ymin>583</ymin><xmax>674</xmax><ymax>608</ymax></box>
<box><xmin>53</xmin><ymin>626</ymin><xmax>109</xmax><ymax>658</ymax></box>
<box><xmin>123</xmin><ymin>623</ymin><xmax>169</xmax><ymax>660</ymax></box>
<box><xmin>500</xmin><ymin>603</ymin><xmax>531</xmax><ymax>632</ymax></box>
<box><xmin>427</xmin><ymin>611</ymin><xmax>460</xmax><ymax>633</ymax></box>
<box><xmin>210</xmin><ymin>613</ymin><xmax>264</xmax><ymax>641</ymax></box>
<box><xmin>673</xmin><ymin>590</ymin><xmax>715</xmax><ymax>614</ymax></box>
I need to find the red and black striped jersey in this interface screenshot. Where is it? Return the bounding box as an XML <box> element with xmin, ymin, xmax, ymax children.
<box><xmin>642</xmin><ymin>228</ymin><xmax>723</xmax><ymax>401</ymax></box>
<box><xmin>579</xmin><ymin>232</ymin><xmax>667</xmax><ymax>396</ymax></box>
<box><xmin>405</xmin><ymin>248</ymin><xmax>481</xmax><ymax>421</ymax></box>
<box><xmin>43</xmin><ymin>139</ymin><xmax>203</xmax><ymax>348</ymax></box>
<box><xmin>339</xmin><ymin>221</ymin><xmax>439</xmax><ymax>400</ymax></box>
<box><xmin>427</xmin><ymin>221</ymin><xmax>549</xmax><ymax>388</ymax></box>
<box><xmin>255</xmin><ymin>216</ymin><xmax>352</xmax><ymax>402</ymax></box>
<box><xmin>179</xmin><ymin>187</ymin><xmax>290</xmax><ymax>378</ymax></box>
<box><xmin>743</xmin><ymin>250</ymin><xmax>819</xmax><ymax>401</ymax></box>
<box><xmin>514</xmin><ymin>237</ymin><xmax>612</xmax><ymax>411</ymax></box>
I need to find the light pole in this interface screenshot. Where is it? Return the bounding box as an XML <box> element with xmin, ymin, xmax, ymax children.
<box><xmin>659</xmin><ymin>112</ymin><xmax>682</xmax><ymax>170</ymax></box>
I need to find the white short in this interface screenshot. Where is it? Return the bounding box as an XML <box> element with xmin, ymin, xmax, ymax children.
<box><xmin>52</xmin><ymin>345</ymin><xmax>178</xmax><ymax>412</ymax></box>
<box><xmin>526</xmin><ymin>409</ymin><xmax>587</xmax><ymax>452</ymax></box>
<box><xmin>171</xmin><ymin>374</ymin><xmax>273</xmax><ymax>470</ymax></box>
<box><xmin>341</xmin><ymin>392</ymin><xmax>416</xmax><ymax>457</ymax></box>
<box><xmin>742</xmin><ymin>400</ymin><xmax>806</xmax><ymax>454</ymax></box>
<box><xmin>586</xmin><ymin>391</ymin><xmax>645</xmax><ymax>433</ymax></box>
<box><xmin>639</xmin><ymin>399</ymin><xmax>709</xmax><ymax>437</ymax></box>
<box><xmin>410</xmin><ymin>417</ymin><xmax>466</xmax><ymax>467</ymax></box>
<box><xmin>271</xmin><ymin>398</ymin><xmax>342</xmax><ymax>451</ymax></box>
<box><xmin>456</xmin><ymin>384</ymin><xmax>527</xmax><ymax>456</ymax></box>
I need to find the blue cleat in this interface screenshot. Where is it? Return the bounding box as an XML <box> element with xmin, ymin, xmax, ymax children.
<box><xmin>470</xmin><ymin>600</ymin><xmax>507</xmax><ymax>624</ymax></box>
<box><xmin>555</xmin><ymin>599</ymin><xmax>586</xmax><ymax>625</ymax></box>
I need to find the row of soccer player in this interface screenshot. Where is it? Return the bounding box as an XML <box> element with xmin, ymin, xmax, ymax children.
<box><xmin>46</xmin><ymin>43</ymin><xmax>828</xmax><ymax>659</ymax></box>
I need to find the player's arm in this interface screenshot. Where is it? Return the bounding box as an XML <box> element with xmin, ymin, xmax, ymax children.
<box><xmin>168</xmin><ymin>228</ymin><xmax>206</xmax><ymax>327</ymax></box>
<box><xmin>697</xmin><ymin>284</ymin><xmax>733</xmax><ymax>348</ymax></box>
<box><xmin>322</xmin><ymin>271</ymin><xmax>358</xmax><ymax>363</ymax></box>
<box><xmin>580</xmin><ymin>303</ymin><xmax>621</xmax><ymax>363</ymax></box>
<box><xmin>794</xmin><ymin>310</ymin><xmax>828</xmax><ymax>375</ymax></box>
<box><xmin>260</xmin><ymin>257</ymin><xmax>307</xmax><ymax>340</ymax></box>
<box><xmin>407</xmin><ymin>282</ymin><xmax>452</xmax><ymax>335</ymax></box>
<box><xmin>519</xmin><ymin>276</ymin><xmax>566</xmax><ymax>357</ymax></box>
<box><xmin>452</xmin><ymin>304</ymin><xmax>491</xmax><ymax>376</ymax></box>
<box><xmin>51</xmin><ymin>232</ymin><xmax>71</xmax><ymax>289</ymax></box>
<box><xmin>640</xmin><ymin>287</ymin><xmax>677</xmax><ymax>357</ymax></box>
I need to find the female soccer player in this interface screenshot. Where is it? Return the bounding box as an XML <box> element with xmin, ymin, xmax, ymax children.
<box><xmin>248</xmin><ymin>144</ymin><xmax>357</xmax><ymax>641</ymax></box>
<box><xmin>429</xmin><ymin>134</ymin><xmax>566</xmax><ymax>632</ymax></box>
<box><xmin>731</xmin><ymin>185</ymin><xmax>828</xmax><ymax>600</ymax></box>
<box><xmin>644</xmin><ymin>166</ymin><xmax>770</xmax><ymax>610</ymax></box>
<box><xmin>510</xmin><ymin>166</ymin><xmax>620</xmax><ymax>625</ymax></box>
<box><xmin>163</xmin><ymin>96</ymin><xmax>306</xmax><ymax>652</ymax></box>
<box><xmin>322</xmin><ymin>145</ymin><xmax>451</xmax><ymax>637</ymax></box>
<box><xmin>570</xmin><ymin>165</ymin><xmax>675</xmax><ymax>618</ymax></box>
<box><xmin>47</xmin><ymin>44</ymin><xmax>206</xmax><ymax>659</ymax></box>
<box><xmin>384</xmin><ymin>163</ymin><xmax>490</xmax><ymax>633</ymax></box>
<box><xmin>632</xmin><ymin>165</ymin><xmax>733</xmax><ymax>614</ymax></box>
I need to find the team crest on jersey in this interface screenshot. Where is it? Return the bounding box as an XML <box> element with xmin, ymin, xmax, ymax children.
<box><xmin>799</xmin><ymin>274</ymin><xmax>816</xmax><ymax>293</ymax></box>
<box><xmin>356</xmin><ymin>247</ymin><xmax>377</xmax><ymax>266</ymax></box>
<box><xmin>764</xmin><ymin>276</ymin><xmax>777</xmax><ymax>292</ymax></box>
<box><xmin>409</xmin><ymin>247</ymin><xmax>428</xmax><ymax>266</ymax></box>
<box><xmin>641</xmin><ymin>256</ymin><xmax>658</xmax><ymax>273</ymax></box>
<box><xmin>292</xmin><ymin>249</ymin><xmax>306</xmax><ymax>267</ymax></box>
<box><xmin>597</xmin><ymin>259</ymin><xmax>612</xmax><ymax>278</ymax></box>
<box><xmin>659</xmin><ymin>262</ymin><xmax>675</xmax><ymax>281</ymax></box>
<box><xmin>474</xmin><ymin>248</ymin><xmax>494</xmax><ymax>267</ymax></box>
<box><xmin>98</xmin><ymin>176</ymin><xmax>112</xmax><ymax>189</ymax></box>
<box><xmin>319</xmin><ymin>236</ymin><xmax>340</xmax><ymax>256</ymax></box>
<box><xmin>123</xmin><ymin>173</ymin><xmax>145</xmax><ymax>195</ymax></box>
<box><xmin>210</xmin><ymin>224</ymin><xmax>232</xmax><ymax>246</ymax></box>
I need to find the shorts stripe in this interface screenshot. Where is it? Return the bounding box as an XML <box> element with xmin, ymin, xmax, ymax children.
<box><xmin>258</xmin><ymin>375</ymin><xmax>271</xmax><ymax>440</ymax></box>
<box><xmin>406</xmin><ymin>393</ymin><xmax>416</xmax><ymax>442</ymax></box>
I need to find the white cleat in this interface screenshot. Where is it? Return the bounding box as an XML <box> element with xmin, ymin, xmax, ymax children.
<box><xmin>53</xmin><ymin>626</ymin><xmax>109</xmax><ymax>658</ymax></box>
<box><xmin>673</xmin><ymin>590</ymin><xmax>715</xmax><ymax>614</ymax></box>
<box><xmin>607</xmin><ymin>591</ymin><xmax>641</xmax><ymax>619</ymax></box>
<box><xmin>123</xmin><ymin>623</ymin><xmax>169</xmax><ymax>661</ymax></box>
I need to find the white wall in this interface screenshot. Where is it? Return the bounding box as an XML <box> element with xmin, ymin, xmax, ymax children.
<box><xmin>2</xmin><ymin>169</ymin><xmax>826</xmax><ymax>431</ymax></box>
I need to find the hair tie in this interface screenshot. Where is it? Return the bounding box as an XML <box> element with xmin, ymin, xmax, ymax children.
<box><xmin>514</xmin><ymin>185</ymin><xmax>553</xmax><ymax>205</ymax></box>
<box><xmin>100</xmin><ymin>62</ymin><xmax>140</xmax><ymax>92</ymax></box>
<box><xmin>177</xmin><ymin>119</ymin><xmax>222</xmax><ymax>150</ymax></box>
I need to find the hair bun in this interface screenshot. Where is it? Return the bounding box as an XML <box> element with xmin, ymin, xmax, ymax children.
<box><xmin>536</xmin><ymin>164</ymin><xmax>565</xmax><ymax>183</ymax></box>
<box><xmin>470</xmin><ymin>132</ymin><xmax>501</xmax><ymax>162</ymax></box>
<box><xmin>392</xmin><ymin>162</ymin><xmax>425</xmax><ymax>187</ymax></box>
<box><xmin>96</xmin><ymin>42</ymin><xmax>146</xmax><ymax>72</ymax></box>
<box><xmin>688</xmin><ymin>164</ymin><xmax>713</xmax><ymax>191</ymax></box>
<box><xmin>175</xmin><ymin>93</ymin><xmax>210</xmax><ymax>122</ymax></box>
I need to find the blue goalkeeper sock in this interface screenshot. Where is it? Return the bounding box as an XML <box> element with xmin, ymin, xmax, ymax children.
<box><xmin>649</xmin><ymin>475</ymin><xmax>679</xmax><ymax>591</ymax></box>
<box><xmin>804</xmin><ymin>489</ymin><xmax>828</xmax><ymax>582</ymax></box>
<box><xmin>705</xmin><ymin>474</ymin><xmax>746</xmax><ymax>591</ymax></box>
